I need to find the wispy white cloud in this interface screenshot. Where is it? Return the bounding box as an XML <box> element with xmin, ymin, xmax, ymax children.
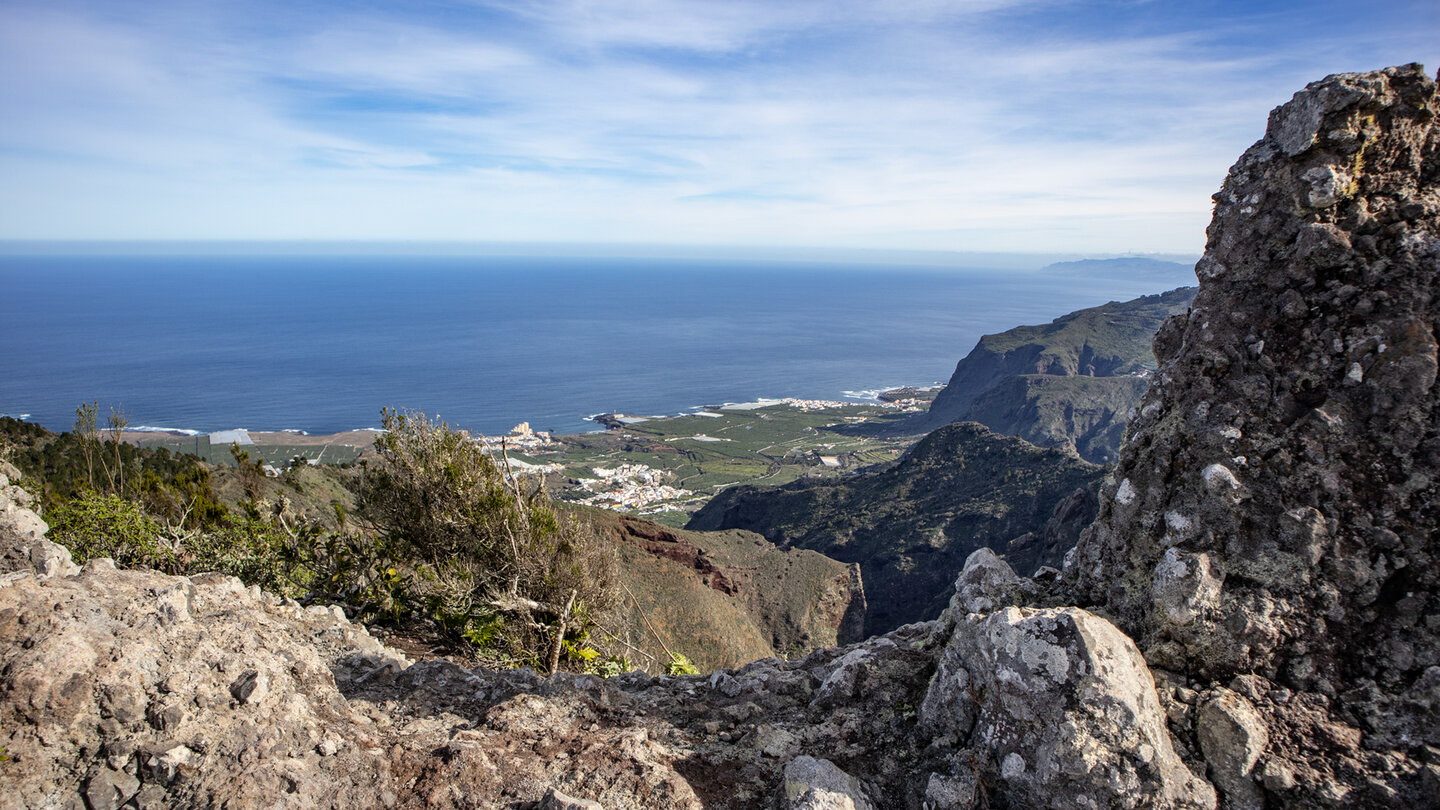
<box><xmin>0</xmin><ymin>0</ymin><xmax>1435</xmax><ymax>252</ymax></box>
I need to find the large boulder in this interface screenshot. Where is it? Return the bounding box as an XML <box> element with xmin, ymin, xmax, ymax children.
<box><xmin>923</xmin><ymin>552</ymin><xmax>1215</xmax><ymax>810</ymax></box>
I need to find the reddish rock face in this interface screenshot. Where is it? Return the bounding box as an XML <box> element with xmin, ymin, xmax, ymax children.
<box><xmin>612</xmin><ymin>515</ymin><xmax>738</xmax><ymax>594</ymax></box>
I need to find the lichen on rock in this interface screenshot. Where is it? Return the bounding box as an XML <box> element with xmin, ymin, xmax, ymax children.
<box><xmin>923</xmin><ymin>599</ymin><xmax>1216</xmax><ymax>810</ymax></box>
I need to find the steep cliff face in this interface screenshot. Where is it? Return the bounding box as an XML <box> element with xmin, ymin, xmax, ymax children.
<box><xmin>1066</xmin><ymin>64</ymin><xmax>1439</xmax><ymax>808</ymax></box>
<box><xmin>961</xmin><ymin>372</ymin><xmax>1150</xmax><ymax>463</ymax></box>
<box><xmin>912</xmin><ymin>287</ymin><xmax>1196</xmax><ymax>462</ymax></box>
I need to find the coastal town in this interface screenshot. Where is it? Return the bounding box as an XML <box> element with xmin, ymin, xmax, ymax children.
<box><xmin>570</xmin><ymin>463</ymin><xmax>691</xmax><ymax>513</ymax></box>
<box><xmin>475</xmin><ymin>421</ymin><xmax>556</xmax><ymax>454</ymax></box>
<box><xmin>478</xmin><ymin>423</ymin><xmax>694</xmax><ymax>514</ymax></box>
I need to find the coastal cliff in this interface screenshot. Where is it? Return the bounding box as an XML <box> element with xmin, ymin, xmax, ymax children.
<box><xmin>1</xmin><ymin>65</ymin><xmax>1437</xmax><ymax>809</ymax></box>
<box><xmin>910</xmin><ymin>286</ymin><xmax>1197</xmax><ymax>463</ymax></box>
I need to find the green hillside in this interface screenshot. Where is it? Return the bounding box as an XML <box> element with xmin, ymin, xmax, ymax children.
<box><xmin>688</xmin><ymin>422</ymin><xmax>1103</xmax><ymax>634</ymax></box>
<box><xmin>584</xmin><ymin>510</ymin><xmax>865</xmax><ymax>671</ymax></box>
<box><xmin>0</xmin><ymin>417</ymin><xmax>862</xmax><ymax>673</ymax></box>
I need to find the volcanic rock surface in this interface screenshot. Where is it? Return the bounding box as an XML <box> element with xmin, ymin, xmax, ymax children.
<box><xmin>0</xmin><ymin>437</ymin><xmax>1202</xmax><ymax>810</ymax></box>
<box><xmin>1065</xmin><ymin>63</ymin><xmax>1440</xmax><ymax>808</ymax></box>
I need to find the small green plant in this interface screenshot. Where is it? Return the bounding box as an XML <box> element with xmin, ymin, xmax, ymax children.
<box><xmin>47</xmin><ymin>492</ymin><xmax>313</xmax><ymax>599</ymax></box>
<box><xmin>563</xmin><ymin>639</ymin><xmax>601</xmax><ymax>666</ymax></box>
<box><xmin>562</xmin><ymin>640</ymin><xmax>633</xmax><ymax>678</ymax></box>
<box><xmin>665</xmin><ymin>652</ymin><xmax>700</xmax><ymax>676</ymax></box>
<box><xmin>594</xmin><ymin>655</ymin><xmax>633</xmax><ymax>678</ymax></box>
<box><xmin>230</xmin><ymin>443</ymin><xmax>267</xmax><ymax>498</ymax></box>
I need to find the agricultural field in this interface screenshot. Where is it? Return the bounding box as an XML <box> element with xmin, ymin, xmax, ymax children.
<box><xmin>133</xmin><ymin>431</ymin><xmax>369</xmax><ymax>468</ymax></box>
<box><xmin>512</xmin><ymin>398</ymin><xmax>932</xmax><ymax>526</ymax></box>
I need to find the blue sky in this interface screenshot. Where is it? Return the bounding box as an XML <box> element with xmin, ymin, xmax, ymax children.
<box><xmin>1</xmin><ymin>0</ymin><xmax>1434</xmax><ymax>254</ymax></box>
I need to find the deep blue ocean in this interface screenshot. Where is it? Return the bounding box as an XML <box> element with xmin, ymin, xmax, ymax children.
<box><xmin>0</xmin><ymin>254</ymin><xmax>1193</xmax><ymax>437</ymax></box>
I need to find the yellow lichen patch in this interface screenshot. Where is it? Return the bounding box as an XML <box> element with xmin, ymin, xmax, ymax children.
<box><xmin>1347</xmin><ymin>113</ymin><xmax>1376</xmax><ymax>197</ymax></box>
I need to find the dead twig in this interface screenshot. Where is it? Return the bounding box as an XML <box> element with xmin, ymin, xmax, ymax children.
<box><xmin>547</xmin><ymin>589</ymin><xmax>578</xmax><ymax>674</ymax></box>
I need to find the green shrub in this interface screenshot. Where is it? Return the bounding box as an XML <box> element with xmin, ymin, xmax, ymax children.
<box><xmin>47</xmin><ymin>493</ymin><xmax>166</xmax><ymax>569</ymax></box>
<box><xmin>358</xmin><ymin>408</ymin><xmax>619</xmax><ymax>667</ymax></box>
<box><xmin>46</xmin><ymin>492</ymin><xmax>308</xmax><ymax>599</ymax></box>
<box><xmin>666</xmin><ymin>653</ymin><xmax>701</xmax><ymax>676</ymax></box>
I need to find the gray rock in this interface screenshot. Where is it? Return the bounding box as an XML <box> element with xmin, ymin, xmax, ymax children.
<box><xmin>783</xmin><ymin>756</ymin><xmax>875</xmax><ymax>810</ymax></box>
<box><xmin>945</xmin><ymin>547</ymin><xmax>1035</xmax><ymax>618</ymax></box>
<box><xmin>146</xmin><ymin>744</ymin><xmax>196</xmax><ymax>784</ymax></box>
<box><xmin>927</xmin><ymin>606</ymin><xmax>1215</xmax><ymax>810</ymax></box>
<box><xmin>1150</xmin><ymin>548</ymin><xmax>1222</xmax><ymax>626</ymax></box>
<box><xmin>84</xmin><ymin>768</ymin><xmax>140</xmax><ymax>810</ymax></box>
<box><xmin>809</xmin><ymin>636</ymin><xmax>898</xmax><ymax>708</ymax></box>
<box><xmin>1197</xmin><ymin>689</ymin><xmax>1268</xmax><ymax>810</ymax></box>
<box><xmin>1064</xmin><ymin>63</ymin><xmax>1440</xmax><ymax>806</ymax></box>
<box><xmin>923</xmin><ymin>772</ymin><xmax>977</xmax><ymax>809</ymax></box>
<box><xmin>228</xmin><ymin>670</ymin><xmax>269</xmax><ymax>705</ymax></box>
<box><xmin>539</xmin><ymin>787</ymin><xmax>606</xmax><ymax>810</ymax></box>
<box><xmin>0</xmin><ymin>467</ymin><xmax>78</xmax><ymax>580</ymax></box>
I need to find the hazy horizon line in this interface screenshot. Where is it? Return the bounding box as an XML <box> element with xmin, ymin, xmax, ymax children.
<box><xmin>0</xmin><ymin>239</ymin><xmax>1201</xmax><ymax>269</ymax></box>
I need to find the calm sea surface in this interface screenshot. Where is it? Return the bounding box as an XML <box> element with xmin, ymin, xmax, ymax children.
<box><xmin>0</xmin><ymin>254</ymin><xmax>1192</xmax><ymax>436</ymax></box>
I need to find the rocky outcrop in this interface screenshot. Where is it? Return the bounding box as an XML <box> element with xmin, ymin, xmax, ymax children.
<box><xmin>1</xmin><ymin>464</ymin><xmax>1208</xmax><ymax>809</ymax></box>
<box><xmin>923</xmin><ymin>603</ymin><xmax>1214</xmax><ymax>809</ymax></box>
<box><xmin>0</xmin><ymin>459</ymin><xmax>78</xmax><ymax>579</ymax></box>
<box><xmin>1065</xmin><ymin>64</ymin><xmax>1440</xmax><ymax>807</ymax></box>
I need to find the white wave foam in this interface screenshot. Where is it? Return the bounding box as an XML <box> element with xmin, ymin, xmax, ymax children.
<box><xmin>130</xmin><ymin>425</ymin><xmax>204</xmax><ymax>436</ymax></box>
<box><xmin>720</xmin><ymin>397</ymin><xmax>783</xmax><ymax>411</ymax></box>
<box><xmin>843</xmin><ymin>383</ymin><xmax>944</xmax><ymax>401</ymax></box>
